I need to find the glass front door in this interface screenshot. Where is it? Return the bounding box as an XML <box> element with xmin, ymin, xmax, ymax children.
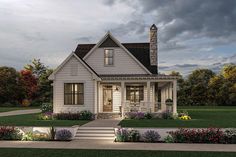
<box><xmin>103</xmin><ymin>85</ymin><xmax>113</xmax><ymax>112</ymax></box>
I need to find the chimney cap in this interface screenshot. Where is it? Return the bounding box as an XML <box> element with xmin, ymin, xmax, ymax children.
<box><xmin>150</xmin><ymin>24</ymin><xmax>157</xmax><ymax>30</ymax></box>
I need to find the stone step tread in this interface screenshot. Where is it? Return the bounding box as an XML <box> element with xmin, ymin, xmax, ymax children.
<box><xmin>75</xmin><ymin>134</ymin><xmax>115</xmax><ymax>137</ymax></box>
<box><xmin>76</xmin><ymin>130</ymin><xmax>114</xmax><ymax>133</ymax></box>
<box><xmin>74</xmin><ymin>137</ymin><xmax>115</xmax><ymax>140</ymax></box>
<box><xmin>78</xmin><ymin>127</ymin><xmax>114</xmax><ymax>130</ymax></box>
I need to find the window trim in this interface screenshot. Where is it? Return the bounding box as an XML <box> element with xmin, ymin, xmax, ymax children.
<box><xmin>64</xmin><ymin>82</ymin><xmax>85</xmax><ymax>106</ymax></box>
<box><xmin>104</xmin><ymin>49</ymin><xmax>114</xmax><ymax>66</ymax></box>
<box><xmin>126</xmin><ymin>86</ymin><xmax>144</xmax><ymax>102</ymax></box>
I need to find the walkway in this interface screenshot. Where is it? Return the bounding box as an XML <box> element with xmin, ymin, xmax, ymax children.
<box><xmin>81</xmin><ymin>119</ymin><xmax>121</xmax><ymax>127</ymax></box>
<box><xmin>0</xmin><ymin>109</ymin><xmax>41</xmax><ymax>117</ymax></box>
<box><xmin>0</xmin><ymin>140</ymin><xmax>236</xmax><ymax>152</ymax></box>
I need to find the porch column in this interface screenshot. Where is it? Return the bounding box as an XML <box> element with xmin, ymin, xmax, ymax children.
<box><xmin>147</xmin><ymin>81</ymin><xmax>151</xmax><ymax>112</ymax></box>
<box><xmin>97</xmin><ymin>81</ymin><xmax>100</xmax><ymax>114</ymax></box>
<box><xmin>94</xmin><ymin>80</ymin><xmax>98</xmax><ymax>114</ymax></box>
<box><xmin>121</xmin><ymin>81</ymin><xmax>125</xmax><ymax>118</ymax></box>
<box><xmin>173</xmin><ymin>80</ymin><xmax>177</xmax><ymax>114</ymax></box>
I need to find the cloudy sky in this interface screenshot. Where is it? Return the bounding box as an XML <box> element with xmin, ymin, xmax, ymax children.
<box><xmin>0</xmin><ymin>0</ymin><xmax>235</xmax><ymax>76</ymax></box>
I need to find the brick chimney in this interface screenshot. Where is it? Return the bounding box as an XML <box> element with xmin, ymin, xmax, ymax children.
<box><xmin>149</xmin><ymin>24</ymin><xmax>158</xmax><ymax>67</ymax></box>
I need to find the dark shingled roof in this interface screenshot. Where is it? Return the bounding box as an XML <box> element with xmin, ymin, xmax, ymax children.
<box><xmin>74</xmin><ymin>43</ymin><xmax>158</xmax><ymax>74</ymax></box>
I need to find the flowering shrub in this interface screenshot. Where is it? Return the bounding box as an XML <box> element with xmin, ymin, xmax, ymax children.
<box><xmin>224</xmin><ymin>129</ymin><xmax>236</xmax><ymax>144</ymax></box>
<box><xmin>143</xmin><ymin>130</ymin><xmax>161</xmax><ymax>142</ymax></box>
<box><xmin>168</xmin><ymin>128</ymin><xmax>225</xmax><ymax>143</ymax></box>
<box><xmin>54</xmin><ymin>110</ymin><xmax>94</xmax><ymax>120</ymax></box>
<box><xmin>144</xmin><ymin>112</ymin><xmax>153</xmax><ymax>119</ymax></box>
<box><xmin>22</xmin><ymin>132</ymin><xmax>50</xmax><ymax>141</ymax></box>
<box><xmin>0</xmin><ymin>126</ymin><xmax>22</xmax><ymax>140</ymax></box>
<box><xmin>179</xmin><ymin>115</ymin><xmax>191</xmax><ymax>120</ymax></box>
<box><xmin>55</xmin><ymin>129</ymin><xmax>72</xmax><ymax>141</ymax></box>
<box><xmin>38</xmin><ymin>112</ymin><xmax>53</xmax><ymax>120</ymax></box>
<box><xmin>115</xmin><ymin>128</ymin><xmax>129</xmax><ymax>142</ymax></box>
<box><xmin>164</xmin><ymin>135</ymin><xmax>174</xmax><ymax>143</ymax></box>
<box><xmin>41</xmin><ymin>103</ymin><xmax>53</xmax><ymax>113</ymax></box>
<box><xmin>129</xmin><ymin>130</ymin><xmax>140</xmax><ymax>142</ymax></box>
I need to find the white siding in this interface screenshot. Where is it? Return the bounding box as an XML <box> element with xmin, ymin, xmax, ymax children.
<box><xmin>85</xmin><ymin>48</ymin><xmax>148</xmax><ymax>74</ymax></box>
<box><xmin>53</xmin><ymin>56</ymin><xmax>95</xmax><ymax>113</ymax></box>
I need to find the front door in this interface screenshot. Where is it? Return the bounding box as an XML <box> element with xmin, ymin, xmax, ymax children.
<box><xmin>103</xmin><ymin>85</ymin><xmax>113</xmax><ymax>112</ymax></box>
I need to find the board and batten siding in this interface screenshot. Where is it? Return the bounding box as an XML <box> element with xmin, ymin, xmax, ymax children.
<box><xmin>85</xmin><ymin>48</ymin><xmax>148</xmax><ymax>74</ymax></box>
<box><xmin>53</xmin><ymin>56</ymin><xmax>95</xmax><ymax>113</ymax></box>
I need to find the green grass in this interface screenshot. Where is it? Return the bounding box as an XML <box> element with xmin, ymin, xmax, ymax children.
<box><xmin>120</xmin><ymin>106</ymin><xmax>236</xmax><ymax>128</ymax></box>
<box><xmin>0</xmin><ymin>107</ymin><xmax>39</xmax><ymax>113</ymax></box>
<box><xmin>0</xmin><ymin>148</ymin><xmax>235</xmax><ymax>157</ymax></box>
<box><xmin>0</xmin><ymin>113</ymin><xmax>89</xmax><ymax>126</ymax></box>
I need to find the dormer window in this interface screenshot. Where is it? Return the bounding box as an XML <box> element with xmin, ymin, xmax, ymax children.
<box><xmin>104</xmin><ymin>49</ymin><xmax>114</xmax><ymax>66</ymax></box>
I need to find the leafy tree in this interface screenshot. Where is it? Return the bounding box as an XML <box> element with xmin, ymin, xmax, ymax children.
<box><xmin>0</xmin><ymin>67</ymin><xmax>20</xmax><ymax>105</ymax></box>
<box><xmin>24</xmin><ymin>59</ymin><xmax>53</xmax><ymax>104</ymax></box>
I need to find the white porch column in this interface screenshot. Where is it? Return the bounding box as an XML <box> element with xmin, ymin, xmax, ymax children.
<box><xmin>121</xmin><ymin>81</ymin><xmax>125</xmax><ymax>118</ymax></box>
<box><xmin>147</xmin><ymin>81</ymin><xmax>151</xmax><ymax>112</ymax></box>
<box><xmin>94</xmin><ymin>80</ymin><xmax>97</xmax><ymax>114</ymax></box>
<box><xmin>173</xmin><ymin>80</ymin><xmax>177</xmax><ymax>114</ymax></box>
<box><xmin>97</xmin><ymin>81</ymin><xmax>100</xmax><ymax>114</ymax></box>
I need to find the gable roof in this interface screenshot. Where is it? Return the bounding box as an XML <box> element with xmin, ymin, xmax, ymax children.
<box><xmin>74</xmin><ymin>42</ymin><xmax>158</xmax><ymax>74</ymax></box>
<box><xmin>48</xmin><ymin>52</ymin><xmax>100</xmax><ymax>80</ymax></box>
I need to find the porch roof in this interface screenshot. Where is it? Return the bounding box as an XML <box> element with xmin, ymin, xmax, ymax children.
<box><xmin>99</xmin><ymin>74</ymin><xmax>179</xmax><ymax>81</ymax></box>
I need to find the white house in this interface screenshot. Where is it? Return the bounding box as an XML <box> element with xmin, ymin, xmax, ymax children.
<box><xmin>49</xmin><ymin>24</ymin><xmax>178</xmax><ymax>119</ymax></box>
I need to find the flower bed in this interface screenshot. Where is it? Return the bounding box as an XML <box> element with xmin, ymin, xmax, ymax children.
<box><xmin>115</xmin><ymin>127</ymin><xmax>236</xmax><ymax>144</ymax></box>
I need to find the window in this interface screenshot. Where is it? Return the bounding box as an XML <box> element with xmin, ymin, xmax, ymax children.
<box><xmin>104</xmin><ymin>49</ymin><xmax>114</xmax><ymax>66</ymax></box>
<box><xmin>126</xmin><ymin>86</ymin><xmax>144</xmax><ymax>103</ymax></box>
<box><xmin>64</xmin><ymin>83</ymin><xmax>84</xmax><ymax>105</ymax></box>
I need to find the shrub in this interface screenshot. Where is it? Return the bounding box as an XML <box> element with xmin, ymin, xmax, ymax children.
<box><xmin>0</xmin><ymin>126</ymin><xmax>22</xmax><ymax>140</ymax></box>
<box><xmin>178</xmin><ymin>110</ymin><xmax>189</xmax><ymax>117</ymax></box>
<box><xmin>164</xmin><ymin>135</ymin><xmax>174</xmax><ymax>143</ymax></box>
<box><xmin>54</xmin><ymin>112</ymin><xmax>80</xmax><ymax>120</ymax></box>
<box><xmin>55</xmin><ymin>129</ymin><xmax>72</xmax><ymax>141</ymax></box>
<box><xmin>179</xmin><ymin>115</ymin><xmax>191</xmax><ymax>120</ymax></box>
<box><xmin>31</xmin><ymin>99</ymin><xmax>42</xmax><ymax>106</ymax></box>
<box><xmin>0</xmin><ymin>102</ymin><xmax>16</xmax><ymax>107</ymax></box>
<box><xmin>22</xmin><ymin>132</ymin><xmax>50</xmax><ymax>141</ymax></box>
<box><xmin>79</xmin><ymin>110</ymin><xmax>94</xmax><ymax>120</ymax></box>
<box><xmin>144</xmin><ymin>112</ymin><xmax>153</xmax><ymax>119</ymax></box>
<box><xmin>143</xmin><ymin>130</ymin><xmax>161</xmax><ymax>142</ymax></box>
<box><xmin>161</xmin><ymin>110</ymin><xmax>173</xmax><ymax>119</ymax></box>
<box><xmin>136</xmin><ymin>112</ymin><xmax>145</xmax><ymax>119</ymax></box>
<box><xmin>168</xmin><ymin>128</ymin><xmax>225</xmax><ymax>143</ymax></box>
<box><xmin>115</xmin><ymin>128</ymin><xmax>129</xmax><ymax>142</ymax></box>
<box><xmin>41</xmin><ymin>102</ymin><xmax>53</xmax><ymax>113</ymax></box>
<box><xmin>125</xmin><ymin>112</ymin><xmax>137</xmax><ymax>119</ymax></box>
<box><xmin>224</xmin><ymin>129</ymin><xmax>236</xmax><ymax>144</ymax></box>
<box><xmin>128</xmin><ymin>130</ymin><xmax>140</xmax><ymax>142</ymax></box>
<box><xmin>38</xmin><ymin>112</ymin><xmax>53</xmax><ymax>120</ymax></box>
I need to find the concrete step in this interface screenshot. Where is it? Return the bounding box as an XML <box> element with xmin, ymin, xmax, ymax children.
<box><xmin>76</xmin><ymin>130</ymin><xmax>114</xmax><ymax>133</ymax></box>
<box><xmin>78</xmin><ymin>127</ymin><xmax>114</xmax><ymax>130</ymax></box>
<box><xmin>74</xmin><ymin>136</ymin><xmax>115</xmax><ymax>140</ymax></box>
<box><xmin>75</xmin><ymin>133</ymin><xmax>114</xmax><ymax>137</ymax></box>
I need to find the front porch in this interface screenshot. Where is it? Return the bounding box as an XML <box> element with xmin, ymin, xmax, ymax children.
<box><xmin>96</xmin><ymin>75</ymin><xmax>178</xmax><ymax>118</ymax></box>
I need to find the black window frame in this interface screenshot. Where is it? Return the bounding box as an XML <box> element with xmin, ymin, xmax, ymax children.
<box><xmin>64</xmin><ymin>83</ymin><xmax>84</xmax><ymax>105</ymax></box>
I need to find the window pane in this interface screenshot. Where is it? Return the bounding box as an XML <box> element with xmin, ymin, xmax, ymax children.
<box><xmin>65</xmin><ymin>84</ymin><xmax>72</xmax><ymax>93</ymax></box>
<box><xmin>64</xmin><ymin>83</ymin><xmax>84</xmax><ymax>105</ymax></box>
<box><xmin>108</xmin><ymin>58</ymin><xmax>113</xmax><ymax>65</ymax></box>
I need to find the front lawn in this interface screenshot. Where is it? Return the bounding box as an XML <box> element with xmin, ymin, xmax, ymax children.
<box><xmin>120</xmin><ymin>106</ymin><xmax>236</xmax><ymax>128</ymax></box>
<box><xmin>0</xmin><ymin>148</ymin><xmax>235</xmax><ymax>157</ymax></box>
<box><xmin>0</xmin><ymin>107</ymin><xmax>39</xmax><ymax>113</ymax></box>
<box><xmin>0</xmin><ymin>113</ymin><xmax>90</xmax><ymax>126</ymax></box>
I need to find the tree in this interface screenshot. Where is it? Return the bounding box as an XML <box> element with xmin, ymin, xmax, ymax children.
<box><xmin>24</xmin><ymin>59</ymin><xmax>53</xmax><ymax>104</ymax></box>
<box><xmin>0</xmin><ymin>67</ymin><xmax>20</xmax><ymax>105</ymax></box>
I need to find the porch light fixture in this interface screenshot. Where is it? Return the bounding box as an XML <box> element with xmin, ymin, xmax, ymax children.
<box><xmin>115</xmin><ymin>86</ymin><xmax>119</xmax><ymax>91</ymax></box>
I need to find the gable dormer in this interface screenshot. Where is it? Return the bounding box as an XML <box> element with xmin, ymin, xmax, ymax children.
<box><xmin>81</xmin><ymin>32</ymin><xmax>151</xmax><ymax>75</ymax></box>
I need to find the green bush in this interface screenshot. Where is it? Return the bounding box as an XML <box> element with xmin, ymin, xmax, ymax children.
<box><xmin>31</xmin><ymin>99</ymin><xmax>42</xmax><ymax>106</ymax></box>
<box><xmin>41</xmin><ymin>103</ymin><xmax>53</xmax><ymax>113</ymax></box>
<box><xmin>22</xmin><ymin>132</ymin><xmax>50</xmax><ymax>141</ymax></box>
<box><xmin>224</xmin><ymin>129</ymin><xmax>236</xmax><ymax>144</ymax></box>
<box><xmin>164</xmin><ymin>135</ymin><xmax>174</xmax><ymax>143</ymax></box>
<box><xmin>79</xmin><ymin>110</ymin><xmax>94</xmax><ymax>120</ymax></box>
<box><xmin>129</xmin><ymin>130</ymin><xmax>140</xmax><ymax>142</ymax></box>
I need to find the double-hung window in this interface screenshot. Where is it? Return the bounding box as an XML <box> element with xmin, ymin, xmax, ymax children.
<box><xmin>126</xmin><ymin>86</ymin><xmax>144</xmax><ymax>103</ymax></box>
<box><xmin>64</xmin><ymin>83</ymin><xmax>84</xmax><ymax>105</ymax></box>
<box><xmin>104</xmin><ymin>49</ymin><xmax>114</xmax><ymax>66</ymax></box>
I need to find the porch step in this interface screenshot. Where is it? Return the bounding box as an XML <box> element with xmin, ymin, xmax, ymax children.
<box><xmin>97</xmin><ymin>113</ymin><xmax>121</xmax><ymax>119</ymax></box>
<box><xmin>75</xmin><ymin>127</ymin><xmax>115</xmax><ymax>140</ymax></box>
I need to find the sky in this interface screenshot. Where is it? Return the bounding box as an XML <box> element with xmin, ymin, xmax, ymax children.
<box><xmin>0</xmin><ymin>0</ymin><xmax>235</xmax><ymax>76</ymax></box>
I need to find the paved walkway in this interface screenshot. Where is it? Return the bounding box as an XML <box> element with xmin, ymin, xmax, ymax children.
<box><xmin>0</xmin><ymin>109</ymin><xmax>41</xmax><ymax>117</ymax></box>
<box><xmin>0</xmin><ymin>140</ymin><xmax>236</xmax><ymax>152</ymax></box>
<box><xmin>81</xmin><ymin>119</ymin><xmax>121</xmax><ymax>127</ymax></box>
